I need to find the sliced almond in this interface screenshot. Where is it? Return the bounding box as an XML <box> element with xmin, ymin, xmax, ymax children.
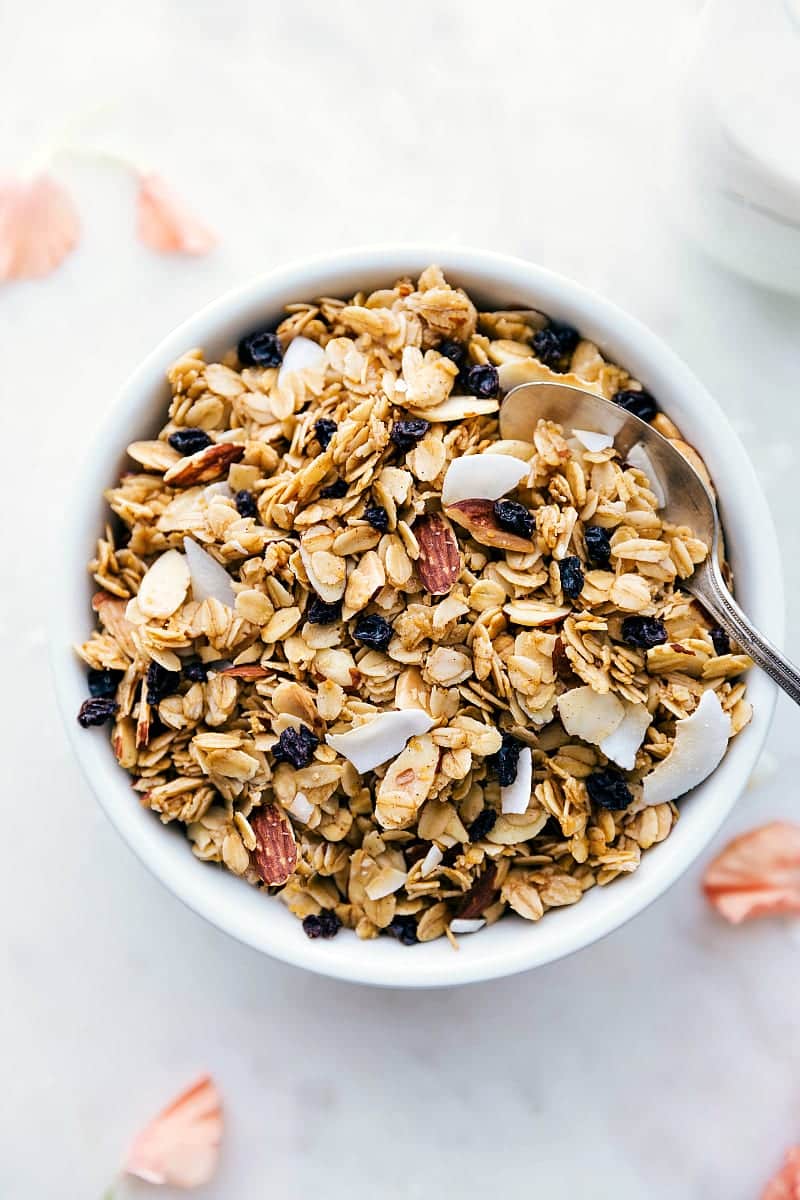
<box><xmin>503</xmin><ymin>599</ymin><xmax>571</xmax><ymax>627</ymax></box>
<box><xmin>440</xmin><ymin>453</ymin><xmax>529</xmax><ymax>507</ymax></box>
<box><xmin>137</xmin><ymin>549</ymin><xmax>190</xmax><ymax>619</ymax></box>
<box><xmin>446</xmin><ymin>498</ymin><xmax>535</xmax><ymax>553</ymax></box>
<box><xmin>405</xmin><ymin>394</ymin><xmax>499</xmax><ymax>422</ymax></box>
<box><xmin>557</xmin><ymin>686</ymin><xmax>625</xmax><ymax>745</ymax></box>
<box><xmin>375</xmin><ymin>733</ymin><xmax>439</xmax><ymax>830</ymax></box>
<box><xmin>642</xmin><ymin>690</ymin><xmax>730</xmax><ymax>806</ymax></box>
<box><xmin>220</xmin><ymin>664</ymin><xmax>269</xmax><ymax>680</ymax></box>
<box><xmin>126</xmin><ymin>439</ymin><xmax>181</xmax><ymax>471</ymax></box>
<box><xmin>91</xmin><ymin>592</ymin><xmax>137</xmax><ymax>658</ymax></box>
<box><xmin>300</xmin><ymin>545</ymin><xmax>347</xmax><ymax>603</ymax></box>
<box><xmin>501</xmin><ymin>746</ymin><xmax>533</xmax><ymax>814</ymax></box>
<box><xmin>326</xmin><ymin>708</ymin><xmax>435</xmax><ymax>774</ymax></box>
<box><xmin>251</xmin><ymin>804</ymin><xmax>297</xmax><ymax>885</ymax></box>
<box><xmin>415</xmin><ymin>513</ymin><xmax>461</xmax><ymax>595</ymax></box>
<box><xmin>164</xmin><ymin>442</ymin><xmax>245</xmax><ymax>486</ymax></box>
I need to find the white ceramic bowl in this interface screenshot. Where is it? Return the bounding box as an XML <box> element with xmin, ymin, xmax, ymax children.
<box><xmin>51</xmin><ymin>246</ymin><xmax>781</xmax><ymax>988</ymax></box>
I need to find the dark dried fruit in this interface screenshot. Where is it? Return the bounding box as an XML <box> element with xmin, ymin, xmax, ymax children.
<box><xmin>532</xmin><ymin>320</ymin><xmax>580</xmax><ymax>371</ymax></box>
<box><xmin>237</xmin><ymin>329</ymin><xmax>283</xmax><ymax>368</ymax></box>
<box><xmin>314</xmin><ymin>418</ymin><xmax>337</xmax><ymax>449</ymax></box>
<box><xmin>234</xmin><ymin>489</ymin><xmax>258</xmax><ymax>519</ymax></box>
<box><xmin>391</xmin><ymin>419</ymin><xmax>429</xmax><ymax>451</ymax></box>
<box><xmin>320</xmin><ymin>478</ymin><xmax>348</xmax><ymax>499</ymax></box>
<box><xmin>438</xmin><ymin>339</ymin><xmax>467</xmax><ymax>369</ymax></box>
<box><xmin>77</xmin><ymin>697</ymin><xmax>118</xmax><ymax>728</ymax></box>
<box><xmin>307</xmin><ymin>596</ymin><xmax>342</xmax><ymax>624</ymax></box>
<box><xmin>385</xmin><ymin>915</ymin><xmax>418</xmax><ymax>946</ymax></box>
<box><xmin>493</xmin><ymin>499</ymin><xmax>534</xmax><ymax>539</ymax></box>
<box><xmin>273</xmin><ymin>725</ymin><xmax>319</xmax><ymax>769</ymax></box>
<box><xmin>465</xmin><ymin>363</ymin><xmax>499</xmax><ymax>398</ymax></box>
<box><xmin>167</xmin><ymin>428</ymin><xmax>213</xmax><ymax>457</ymax></box>
<box><xmin>584</xmin><ymin>524</ymin><xmax>612</xmax><ymax>568</ymax></box>
<box><xmin>552</xmin><ymin>636</ymin><xmax>578</xmax><ymax>682</ymax></box>
<box><xmin>586</xmin><ymin>768</ymin><xmax>633</xmax><ymax>810</ymax></box>
<box><xmin>613</xmin><ymin>388</ymin><xmax>658</xmax><ymax>422</ymax></box>
<box><xmin>621</xmin><ymin>616</ymin><xmax>668</xmax><ymax>649</ymax></box>
<box><xmin>364</xmin><ymin>505</ymin><xmax>389</xmax><ymax>532</ymax></box>
<box><xmin>146</xmin><ymin>660</ymin><xmax>181</xmax><ymax>703</ymax></box>
<box><xmin>468</xmin><ymin>809</ymin><xmax>497</xmax><ymax>842</ymax></box>
<box><xmin>183</xmin><ymin>660</ymin><xmax>209</xmax><ymax>683</ymax></box>
<box><xmin>488</xmin><ymin>732</ymin><xmax>523</xmax><ymax>787</ymax></box>
<box><xmin>303</xmin><ymin>910</ymin><xmax>342</xmax><ymax>939</ymax></box>
<box><xmin>354</xmin><ymin>613</ymin><xmax>393</xmax><ymax>651</ymax></box>
<box><xmin>558</xmin><ymin>555</ymin><xmax>585</xmax><ymax>600</ymax></box>
<box><xmin>457</xmin><ymin>861</ymin><xmax>499</xmax><ymax>919</ymax></box>
<box><xmin>710</xmin><ymin>627</ymin><xmax>731</xmax><ymax>656</ymax></box>
<box><xmin>87</xmin><ymin>667</ymin><xmax>122</xmax><ymax>698</ymax></box>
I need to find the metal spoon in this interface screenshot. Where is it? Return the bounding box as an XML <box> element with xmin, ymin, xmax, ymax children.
<box><xmin>500</xmin><ymin>381</ymin><xmax>800</xmax><ymax>705</ymax></box>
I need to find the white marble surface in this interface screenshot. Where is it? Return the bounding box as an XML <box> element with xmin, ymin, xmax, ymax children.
<box><xmin>2</xmin><ymin>1</ymin><xmax>800</xmax><ymax>1196</ymax></box>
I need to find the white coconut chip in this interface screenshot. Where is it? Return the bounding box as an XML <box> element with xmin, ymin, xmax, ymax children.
<box><xmin>642</xmin><ymin>690</ymin><xmax>731</xmax><ymax>807</ymax></box>
<box><xmin>599</xmin><ymin>702</ymin><xmax>653</xmax><ymax>771</ymax></box>
<box><xmin>626</xmin><ymin>443</ymin><xmax>666</xmax><ymax>509</ymax></box>
<box><xmin>450</xmin><ymin>918</ymin><xmax>486</xmax><ymax>935</ymax></box>
<box><xmin>572</xmin><ymin>428</ymin><xmax>614</xmax><ymax>453</ymax></box>
<box><xmin>420</xmin><ymin>844</ymin><xmax>443</xmax><ymax>877</ymax></box>
<box><xmin>137</xmin><ymin>549</ymin><xmax>190</xmax><ymax>619</ymax></box>
<box><xmin>278</xmin><ymin>335</ymin><xmax>325</xmax><ymax>383</ymax></box>
<box><xmin>501</xmin><ymin>746</ymin><xmax>532</xmax><ymax>814</ymax></box>
<box><xmin>325</xmin><ymin>708</ymin><xmax>435</xmax><ymax>774</ymax></box>
<box><xmin>287</xmin><ymin>792</ymin><xmax>314</xmax><ymax>823</ymax></box>
<box><xmin>557</xmin><ymin>686</ymin><xmax>625</xmax><ymax>746</ymax></box>
<box><xmin>365</xmin><ymin>867</ymin><xmax>409</xmax><ymax>901</ymax></box>
<box><xmin>183</xmin><ymin>537</ymin><xmax>236</xmax><ymax>608</ymax></box>
<box><xmin>203</xmin><ymin>481</ymin><xmax>233</xmax><ymax>500</ymax></box>
<box><xmin>441</xmin><ymin>453</ymin><xmax>530</xmax><ymax>507</ymax></box>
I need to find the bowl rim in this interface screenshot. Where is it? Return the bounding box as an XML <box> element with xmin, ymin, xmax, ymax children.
<box><xmin>50</xmin><ymin>244</ymin><xmax>782</xmax><ymax>988</ymax></box>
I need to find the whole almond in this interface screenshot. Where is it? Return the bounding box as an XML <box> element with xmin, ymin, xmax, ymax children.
<box><xmin>445</xmin><ymin>499</ymin><xmax>535</xmax><ymax>553</ymax></box>
<box><xmin>414</xmin><ymin>513</ymin><xmax>461</xmax><ymax>595</ymax></box>
<box><xmin>251</xmin><ymin>804</ymin><xmax>297</xmax><ymax>885</ymax></box>
<box><xmin>164</xmin><ymin>442</ymin><xmax>245</xmax><ymax>485</ymax></box>
<box><xmin>220</xmin><ymin>664</ymin><xmax>270</xmax><ymax>680</ymax></box>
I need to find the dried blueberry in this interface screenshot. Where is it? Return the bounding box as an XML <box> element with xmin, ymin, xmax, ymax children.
<box><xmin>493</xmin><ymin>499</ymin><xmax>534</xmax><ymax>539</ymax></box>
<box><xmin>303</xmin><ymin>910</ymin><xmax>341</xmax><ymax>939</ymax></box>
<box><xmin>234</xmin><ymin>489</ymin><xmax>259</xmax><ymax>519</ymax></box>
<box><xmin>584</xmin><ymin>524</ymin><xmax>612</xmax><ymax>568</ymax></box>
<box><xmin>315</xmin><ymin>418</ymin><xmax>337</xmax><ymax>449</ymax></box>
<box><xmin>586</xmin><ymin>768</ymin><xmax>633</xmax><ymax>810</ymax></box>
<box><xmin>87</xmin><ymin>667</ymin><xmax>122</xmax><ymax>698</ymax></box>
<box><xmin>183</xmin><ymin>660</ymin><xmax>209</xmax><ymax>683</ymax></box>
<box><xmin>438</xmin><ymin>339</ymin><xmax>467</xmax><ymax>369</ymax></box>
<box><xmin>613</xmin><ymin>388</ymin><xmax>658</xmax><ymax>422</ymax></box>
<box><xmin>146</xmin><ymin>660</ymin><xmax>181</xmax><ymax>703</ymax></box>
<box><xmin>354</xmin><ymin>613</ymin><xmax>393</xmax><ymax>651</ymax></box>
<box><xmin>237</xmin><ymin>329</ymin><xmax>283</xmax><ymax>368</ymax></box>
<box><xmin>167</xmin><ymin>428</ymin><xmax>212</xmax><ymax>456</ymax></box>
<box><xmin>532</xmin><ymin>320</ymin><xmax>580</xmax><ymax>371</ymax></box>
<box><xmin>320</xmin><ymin>478</ymin><xmax>348</xmax><ymax>499</ymax></box>
<box><xmin>364</xmin><ymin>505</ymin><xmax>389</xmax><ymax>532</ymax></box>
<box><xmin>468</xmin><ymin>809</ymin><xmax>497</xmax><ymax>842</ymax></box>
<box><xmin>465</xmin><ymin>363</ymin><xmax>499</xmax><ymax>398</ymax></box>
<box><xmin>307</xmin><ymin>596</ymin><xmax>342</xmax><ymax>624</ymax></box>
<box><xmin>621</xmin><ymin>616</ymin><xmax>668</xmax><ymax>649</ymax></box>
<box><xmin>77</xmin><ymin>697</ymin><xmax>117</xmax><ymax>728</ymax></box>
<box><xmin>391</xmin><ymin>419</ymin><xmax>429</xmax><ymax>451</ymax></box>
<box><xmin>273</xmin><ymin>725</ymin><xmax>319</xmax><ymax>769</ymax></box>
<box><xmin>386</xmin><ymin>915</ymin><xmax>418</xmax><ymax>946</ymax></box>
<box><xmin>488</xmin><ymin>732</ymin><xmax>523</xmax><ymax>787</ymax></box>
<box><xmin>558</xmin><ymin>556</ymin><xmax>585</xmax><ymax>600</ymax></box>
<box><xmin>710</xmin><ymin>627</ymin><xmax>731</xmax><ymax>656</ymax></box>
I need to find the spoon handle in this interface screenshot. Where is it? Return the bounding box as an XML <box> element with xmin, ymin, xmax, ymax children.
<box><xmin>687</xmin><ymin>559</ymin><xmax>800</xmax><ymax>706</ymax></box>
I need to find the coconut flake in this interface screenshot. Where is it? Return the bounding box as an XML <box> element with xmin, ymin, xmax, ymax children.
<box><xmin>203</xmin><ymin>481</ymin><xmax>233</xmax><ymax>500</ymax></box>
<box><xmin>420</xmin><ymin>844</ymin><xmax>443</xmax><ymax>877</ymax></box>
<box><xmin>599</xmin><ymin>702</ymin><xmax>653</xmax><ymax>770</ymax></box>
<box><xmin>573</xmin><ymin>428</ymin><xmax>614</xmax><ymax>453</ymax></box>
<box><xmin>183</xmin><ymin>537</ymin><xmax>236</xmax><ymax>608</ymax></box>
<box><xmin>365</xmin><ymin>867</ymin><xmax>408</xmax><ymax>901</ymax></box>
<box><xmin>278</xmin><ymin>335</ymin><xmax>325</xmax><ymax>383</ymax></box>
<box><xmin>325</xmin><ymin>708</ymin><xmax>435</xmax><ymax>774</ymax></box>
<box><xmin>441</xmin><ymin>453</ymin><xmax>529</xmax><ymax>508</ymax></box>
<box><xmin>450</xmin><ymin>918</ymin><xmax>486</xmax><ymax>934</ymax></box>
<box><xmin>557</xmin><ymin>686</ymin><xmax>625</xmax><ymax>746</ymax></box>
<box><xmin>501</xmin><ymin>746</ymin><xmax>532</xmax><ymax>814</ymax></box>
<box><xmin>137</xmin><ymin>549</ymin><xmax>190</xmax><ymax>619</ymax></box>
<box><xmin>287</xmin><ymin>792</ymin><xmax>314</xmax><ymax>823</ymax></box>
<box><xmin>642</xmin><ymin>690</ymin><xmax>731</xmax><ymax>806</ymax></box>
<box><xmin>627</xmin><ymin>443</ymin><xmax>666</xmax><ymax>509</ymax></box>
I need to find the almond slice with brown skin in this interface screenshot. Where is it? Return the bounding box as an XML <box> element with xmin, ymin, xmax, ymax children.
<box><xmin>457</xmin><ymin>861</ymin><xmax>499</xmax><ymax>919</ymax></box>
<box><xmin>251</xmin><ymin>804</ymin><xmax>297</xmax><ymax>885</ymax></box>
<box><xmin>219</xmin><ymin>665</ymin><xmax>270</xmax><ymax>679</ymax></box>
<box><xmin>415</xmin><ymin>513</ymin><xmax>461</xmax><ymax>596</ymax></box>
<box><xmin>445</xmin><ymin>499</ymin><xmax>535</xmax><ymax>553</ymax></box>
<box><xmin>164</xmin><ymin>442</ymin><xmax>245</xmax><ymax>486</ymax></box>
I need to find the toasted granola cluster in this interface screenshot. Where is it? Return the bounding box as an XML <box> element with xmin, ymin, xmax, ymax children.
<box><xmin>77</xmin><ymin>267</ymin><xmax>752</xmax><ymax>946</ymax></box>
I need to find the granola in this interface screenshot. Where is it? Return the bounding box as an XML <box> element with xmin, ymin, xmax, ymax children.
<box><xmin>77</xmin><ymin>266</ymin><xmax>752</xmax><ymax>946</ymax></box>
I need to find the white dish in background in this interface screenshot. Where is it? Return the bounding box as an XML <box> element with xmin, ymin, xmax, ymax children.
<box><xmin>50</xmin><ymin>246</ymin><xmax>781</xmax><ymax>988</ymax></box>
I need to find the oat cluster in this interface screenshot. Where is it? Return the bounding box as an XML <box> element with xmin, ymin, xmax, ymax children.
<box><xmin>78</xmin><ymin>266</ymin><xmax>752</xmax><ymax>947</ymax></box>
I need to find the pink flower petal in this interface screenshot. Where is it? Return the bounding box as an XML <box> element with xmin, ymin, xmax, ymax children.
<box><xmin>703</xmin><ymin>822</ymin><xmax>800</xmax><ymax>924</ymax></box>
<box><xmin>0</xmin><ymin>173</ymin><xmax>79</xmax><ymax>281</ymax></box>
<box><xmin>125</xmin><ymin>1074</ymin><xmax>223</xmax><ymax>1189</ymax></box>
<box><xmin>137</xmin><ymin>172</ymin><xmax>216</xmax><ymax>255</ymax></box>
<box><xmin>763</xmin><ymin>1147</ymin><xmax>800</xmax><ymax>1200</ymax></box>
